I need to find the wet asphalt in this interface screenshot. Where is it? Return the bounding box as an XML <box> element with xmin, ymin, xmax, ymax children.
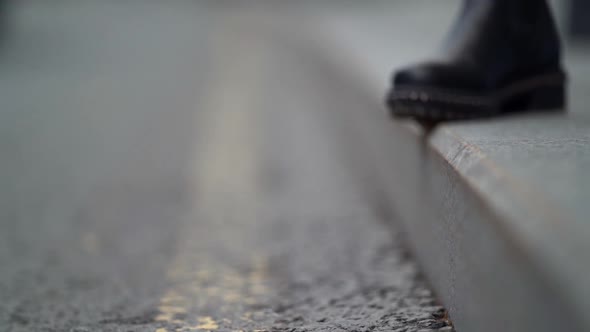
<box><xmin>0</xmin><ymin>2</ymin><xmax>453</xmax><ymax>332</ymax></box>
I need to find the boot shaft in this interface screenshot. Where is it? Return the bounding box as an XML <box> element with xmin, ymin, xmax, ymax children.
<box><xmin>444</xmin><ymin>0</ymin><xmax>561</xmax><ymax>70</ymax></box>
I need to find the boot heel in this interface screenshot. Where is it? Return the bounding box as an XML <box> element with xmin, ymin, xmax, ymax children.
<box><xmin>501</xmin><ymin>84</ymin><xmax>566</xmax><ymax>113</ymax></box>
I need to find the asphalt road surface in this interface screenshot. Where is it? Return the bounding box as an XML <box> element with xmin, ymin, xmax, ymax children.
<box><xmin>0</xmin><ymin>2</ymin><xmax>453</xmax><ymax>332</ymax></box>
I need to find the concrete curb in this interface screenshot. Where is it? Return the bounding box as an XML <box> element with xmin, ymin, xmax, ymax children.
<box><xmin>283</xmin><ymin>23</ymin><xmax>590</xmax><ymax>332</ymax></box>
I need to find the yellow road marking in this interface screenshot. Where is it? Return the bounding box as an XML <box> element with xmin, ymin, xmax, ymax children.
<box><xmin>195</xmin><ymin>316</ymin><xmax>219</xmax><ymax>330</ymax></box>
<box><xmin>81</xmin><ymin>232</ymin><xmax>99</xmax><ymax>255</ymax></box>
<box><xmin>154</xmin><ymin>14</ymin><xmax>273</xmax><ymax>332</ymax></box>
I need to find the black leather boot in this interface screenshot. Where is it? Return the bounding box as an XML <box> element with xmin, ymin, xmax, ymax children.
<box><xmin>386</xmin><ymin>0</ymin><xmax>566</xmax><ymax>121</ymax></box>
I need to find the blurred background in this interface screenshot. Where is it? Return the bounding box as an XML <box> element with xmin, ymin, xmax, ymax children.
<box><xmin>1</xmin><ymin>0</ymin><xmax>588</xmax><ymax>249</ymax></box>
<box><xmin>0</xmin><ymin>1</ymin><xmax>589</xmax><ymax>331</ymax></box>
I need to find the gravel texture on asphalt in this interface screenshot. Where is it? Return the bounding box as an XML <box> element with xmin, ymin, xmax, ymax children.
<box><xmin>0</xmin><ymin>3</ymin><xmax>454</xmax><ymax>332</ymax></box>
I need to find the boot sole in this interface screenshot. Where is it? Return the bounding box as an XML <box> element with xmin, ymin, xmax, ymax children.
<box><xmin>387</xmin><ymin>71</ymin><xmax>566</xmax><ymax>122</ymax></box>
